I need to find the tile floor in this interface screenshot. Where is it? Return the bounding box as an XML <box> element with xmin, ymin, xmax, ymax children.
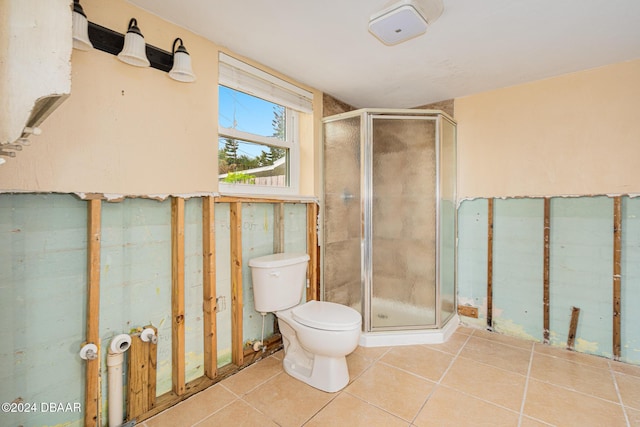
<box><xmin>142</xmin><ymin>326</ymin><xmax>640</xmax><ymax>426</ymax></box>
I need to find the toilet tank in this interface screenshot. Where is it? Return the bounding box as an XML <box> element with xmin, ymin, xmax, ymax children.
<box><xmin>248</xmin><ymin>253</ymin><xmax>310</xmax><ymax>313</ymax></box>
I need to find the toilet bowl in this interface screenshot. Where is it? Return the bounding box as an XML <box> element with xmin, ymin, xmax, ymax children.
<box><xmin>248</xmin><ymin>253</ymin><xmax>362</xmax><ymax>393</ymax></box>
<box><xmin>276</xmin><ymin>300</ymin><xmax>361</xmax><ymax>392</ymax></box>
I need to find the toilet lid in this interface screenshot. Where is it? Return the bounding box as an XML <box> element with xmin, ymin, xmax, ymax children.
<box><xmin>292</xmin><ymin>300</ymin><xmax>361</xmax><ymax>331</ymax></box>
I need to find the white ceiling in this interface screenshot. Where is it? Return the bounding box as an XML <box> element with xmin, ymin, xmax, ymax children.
<box><xmin>129</xmin><ymin>0</ymin><xmax>640</xmax><ymax>108</ymax></box>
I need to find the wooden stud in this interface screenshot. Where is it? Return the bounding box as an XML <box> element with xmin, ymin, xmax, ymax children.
<box><xmin>307</xmin><ymin>202</ymin><xmax>319</xmax><ymax>301</ymax></box>
<box><xmin>230</xmin><ymin>202</ymin><xmax>244</xmax><ymax>366</ymax></box>
<box><xmin>84</xmin><ymin>199</ymin><xmax>101</xmax><ymax>427</ymax></box>
<box><xmin>543</xmin><ymin>197</ymin><xmax>551</xmax><ymax>344</ymax></box>
<box><xmin>613</xmin><ymin>196</ymin><xmax>622</xmax><ymax>359</ymax></box>
<box><xmin>202</xmin><ymin>196</ymin><xmax>217</xmax><ymax>378</ymax></box>
<box><xmin>126</xmin><ymin>326</ymin><xmax>157</xmax><ymax>421</ymax></box>
<box><xmin>567</xmin><ymin>306</ymin><xmax>580</xmax><ymax>350</ymax></box>
<box><xmin>274</xmin><ymin>203</ymin><xmax>285</xmax><ymax>253</ymax></box>
<box><xmin>486</xmin><ymin>198</ymin><xmax>494</xmax><ymax>329</ymax></box>
<box><xmin>458</xmin><ymin>305</ymin><xmax>479</xmax><ymax>318</ymax></box>
<box><xmin>171</xmin><ymin>197</ymin><xmax>186</xmax><ymax>395</ymax></box>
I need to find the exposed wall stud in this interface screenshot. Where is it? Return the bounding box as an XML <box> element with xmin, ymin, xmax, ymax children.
<box><xmin>543</xmin><ymin>197</ymin><xmax>551</xmax><ymax>344</ymax></box>
<box><xmin>230</xmin><ymin>202</ymin><xmax>244</xmax><ymax>366</ymax></box>
<box><xmin>274</xmin><ymin>203</ymin><xmax>285</xmax><ymax>253</ymax></box>
<box><xmin>171</xmin><ymin>197</ymin><xmax>186</xmax><ymax>395</ymax></box>
<box><xmin>487</xmin><ymin>198</ymin><xmax>494</xmax><ymax>329</ymax></box>
<box><xmin>613</xmin><ymin>196</ymin><xmax>622</xmax><ymax>360</ymax></box>
<box><xmin>126</xmin><ymin>326</ymin><xmax>157</xmax><ymax>420</ymax></box>
<box><xmin>567</xmin><ymin>306</ymin><xmax>581</xmax><ymax>350</ymax></box>
<box><xmin>202</xmin><ymin>196</ymin><xmax>217</xmax><ymax>378</ymax></box>
<box><xmin>85</xmin><ymin>199</ymin><xmax>101</xmax><ymax>427</ymax></box>
<box><xmin>307</xmin><ymin>203</ymin><xmax>319</xmax><ymax>301</ymax></box>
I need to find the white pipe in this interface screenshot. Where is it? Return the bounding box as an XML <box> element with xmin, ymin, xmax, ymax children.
<box><xmin>107</xmin><ymin>334</ymin><xmax>131</xmax><ymax>427</ymax></box>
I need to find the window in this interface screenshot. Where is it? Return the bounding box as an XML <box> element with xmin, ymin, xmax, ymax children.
<box><xmin>218</xmin><ymin>53</ymin><xmax>312</xmax><ymax>195</ymax></box>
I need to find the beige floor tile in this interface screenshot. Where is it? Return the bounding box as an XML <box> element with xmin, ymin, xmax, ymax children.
<box><xmin>533</xmin><ymin>342</ymin><xmax>610</xmax><ymax>369</ymax></box>
<box><xmin>460</xmin><ymin>336</ymin><xmax>531</xmax><ymax>375</ymax></box>
<box><xmin>145</xmin><ymin>384</ymin><xmax>237</xmax><ymax>427</ymax></box>
<box><xmin>523</xmin><ymin>379</ymin><xmax>627</xmax><ymax>427</ymax></box>
<box><xmin>242</xmin><ymin>372</ymin><xmax>335</xmax><ymax>427</ymax></box>
<box><xmin>616</xmin><ymin>372</ymin><xmax>640</xmax><ymax>410</ymax></box>
<box><xmin>529</xmin><ymin>353</ymin><xmax>618</xmax><ymax>402</ymax></box>
<box><xmin>194</xmin><ymin>399</ymin><xmax>278</xmax><ymax>426</ymax></box>
<box><xmin>413</xmin><ymin>385</ymin><xmax>519</xmax><ymax>427</ymax></box>
<box><xmin>345</xmin><ymin>362</ymin><xmax>435</xmax><ymax>421</ymax></box>
<box><xmin>441</xmin><ymin>357</ymin><xmax>526</xmax><ymax>411</ymax></box>
<box><xmin>519</xmin><ymin>416</ymin><xmax>554</xmax><ymax>426</ymax></box>
<box><xmin>350</xmin><ymin>345</ymin><xmax>392</xmax><ymax>362</ymax></box>
<box><xmin>627</xmin><ymin>406</ymin><xmax>640</xmax><ymax>426</ymax></box>
<box><xmin>423</xmin><ymin>331</ymin><xmax>469</xmax><ymax>355</ymax></box>
<box><xmin>612</xmin><ymin>360</ymin><xmax>640</xmax><ymax>378</ymax></box>
<box><xmin>456</xmin><ymin>325</ymin><xmax>475</xmax><ymax>336</ymax></box>
<box><xmin>306</xmin><ymin>392</ymin><xmax>409</xmax><ymax>427</ymax></box>
<box><xmin>220</xmin><ymin>355</ymin><xmax>282</xmax><ymax>396</ymax></box>
<box><xmin>380</xmin><ymin>344</ymin><xmax>454</xmax><ymax>382</ymax></box>
<box><xmin>346</xmin><ymin>349</ymin><xmax>375</xmax><ymax>382</ymax></box>
<box><xmin>472</xmin><ymin>329</ymin><xmax>534</xmax><ymax>350</ymax></box>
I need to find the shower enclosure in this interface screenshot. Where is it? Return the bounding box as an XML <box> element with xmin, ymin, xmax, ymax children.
<box><xmin>322</xmin><ymin>109</ymin><xmax>457</xmax><ymax>346</ymax></box>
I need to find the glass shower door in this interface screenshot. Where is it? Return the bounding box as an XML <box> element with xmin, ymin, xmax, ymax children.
<box><xmin>370</xmin><ymin>116</ymin><xmax>438</xmax><ymax>329</ymax></box>
<box><xmin>322</xmin><ymin>115</ymin><xmax>363</xmax><ymax>315</ymax></box>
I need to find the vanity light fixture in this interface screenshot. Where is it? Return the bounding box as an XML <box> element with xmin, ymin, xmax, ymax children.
<box><xmin>168</xmin><ymin>38</ymin><xmax>196</xmax><ymax>83</ymax></box>
<box><xmin>72</xmin><ymin>0</ymin><xmax>93</xmax><ymax>51</ymax></box>
<box><xmin>117</xmin><ymin>18</ymin><xmax>150</xmax><ymax>67</ymax></box>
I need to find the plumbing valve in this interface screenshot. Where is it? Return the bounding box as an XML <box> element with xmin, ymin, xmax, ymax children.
<box><xmin>79</xmin><ymin>343</ymin><xmax>99</xmax><ymax>360</ymax></box>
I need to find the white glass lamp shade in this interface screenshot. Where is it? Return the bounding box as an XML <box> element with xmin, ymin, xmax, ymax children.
<box><xmin>169</xmin><ymin>38</ymin><xmax>196</xmax><ymax>83</ymax></box>
<box><xmin>72</xmin><ymin>1</ymin><xmax>93</xmax><ymax>51</ymax></box>
<box><xmin>117</xmin><ymin>19</ymin><xmax>150</xmax><ymax>67</ymax></box>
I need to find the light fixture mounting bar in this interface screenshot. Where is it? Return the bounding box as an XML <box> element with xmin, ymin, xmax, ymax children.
<box><xmin>87</xmin><ymin>22</ymin><xmax>173</xmax><ymax>72</ymax></box>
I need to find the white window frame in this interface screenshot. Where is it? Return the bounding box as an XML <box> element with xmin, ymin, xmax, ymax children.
<box><xmin>218</xmin><ymin>106</ymin><xmax>299</xmax><ymax>196</ymax></box>
<box><xmin>218</xmin><ymin>53</ymin><xmax>312</xmax><ymax>197</ymax></box>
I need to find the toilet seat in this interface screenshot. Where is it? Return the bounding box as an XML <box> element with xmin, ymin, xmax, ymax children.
<box><xmin>292</xmin><ymin>300</ymin><xmax>361</xmax><ymax>331</ymax></box>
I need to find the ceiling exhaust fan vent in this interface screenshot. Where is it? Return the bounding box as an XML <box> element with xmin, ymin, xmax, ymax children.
<box><xmin>369</xmin><ymin>0</ymin><xmax>443</xmax><ymax>46</ymax></box>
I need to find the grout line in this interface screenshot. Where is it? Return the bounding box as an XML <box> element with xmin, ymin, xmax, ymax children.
<box><xmin>517</xmin><ymin>341</ymin><xmax>535</xmax><ymax>427</ymax></box>
<box><xmin>340</xmin><ymin>390</ymin><xmax>416</xmax><ymax>424</ymax></box>
<box><xmin>609</xmin><ymin>360</ymin><xmax>632</xmax><ymax>427</ymax></box>
<box><xmin>409</xmin><ymin>329</ymin><xmax>473</xmax><ymax>425</ymax></box>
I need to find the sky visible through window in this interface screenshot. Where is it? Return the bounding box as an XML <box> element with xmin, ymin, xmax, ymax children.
<box><xmin>218</xmin><ymin>86</ymin><xmax>284</xmax><ymax>158</ymax></box>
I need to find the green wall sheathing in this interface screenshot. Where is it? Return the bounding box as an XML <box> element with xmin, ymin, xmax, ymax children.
<box><xmin>0</xmin><ymin>195</ymin><xmax>313</xmax><ymax>426</ymax></box>
<box><xmin>214</xmin><ymin>203</ymin><xmax>232</xmax><ymax>367</ymax></box>
<box><xmin>456</xmin><ymin>199</ymin><xmax>489</xmax><ymax>327</ymax></box>
<box><xmin>549</xmin><ymin>197</ymin><xmax>613</xmax><ymax>356</ymax></box>
<box><xmin>184</xmin><ymin>198</ymin><xmax>204</xmax><ymax>383</ymax></box>
<box><xmin>457</xmin><ymin>196</ymin><xmax>640</xmax><ymax>364</ymax></box>
<box><xmin>241</xmin><ymin>203</ymin><xmax>276</xmax><ymax>343</ymax></box>
<box><xmin>0</xmin><ymin>194</ymin><xmax>86</xmax><ymax>427</ymax></box>
<box><xmin>100</xmin><ymin>198</ymin><xmax>173</xmax><ymax>401</ymax></box>
<box><xmin>621</xmin><ymin>196</ymin><xmax>640</xmax><ymax>364</ymax></box>
<box><xmin>284</xmin><ymin>203</ymin><xmax>308</xmax><ymax>254</ymax></box>
<box><xmin>492</xmin><ymin>198</ymin><xmax>544</xmax><ymax>341</ymax></box>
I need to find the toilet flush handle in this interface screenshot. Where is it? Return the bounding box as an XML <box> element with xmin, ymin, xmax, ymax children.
<box><xmin>269</xmin><ymin>271</ymin><xmax>280</xmax><ymax>278</ymax></box>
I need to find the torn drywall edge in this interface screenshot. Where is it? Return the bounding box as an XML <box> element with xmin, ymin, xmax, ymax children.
<box><xmin>0</xmin><ymin>191</ymin><xmax>321</xmax><ymax>205</ymax></box>
<box><xmin>456</xmin><ymin>193</ymin><xmax>640</xmax><ymax>208</ymax></box>
<box><xmin>75</xmin><ymin>192</ymin><xmax>220</xmax><ymax>202</ymax></box>
<box><xmin>0</xmin><ymin>190</ymin><xmax>220</xmax><ymax>201</ymax></box>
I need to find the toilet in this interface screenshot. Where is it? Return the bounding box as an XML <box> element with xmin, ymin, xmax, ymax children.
<box><xmin>249</xmin><ymin>252</ymin><xmax>361</xmax><ymax>393</ymax></box>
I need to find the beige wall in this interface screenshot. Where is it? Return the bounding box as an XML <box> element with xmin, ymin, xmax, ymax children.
<box><xmin>0</xmin><ymin>0</ymin><xmax>320</xmax><ymax>197</ymax></box>
<box><xmin>455</xmin><ymin>59</ymin><xmax>640</xmax><ymax>200</ymax></box>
